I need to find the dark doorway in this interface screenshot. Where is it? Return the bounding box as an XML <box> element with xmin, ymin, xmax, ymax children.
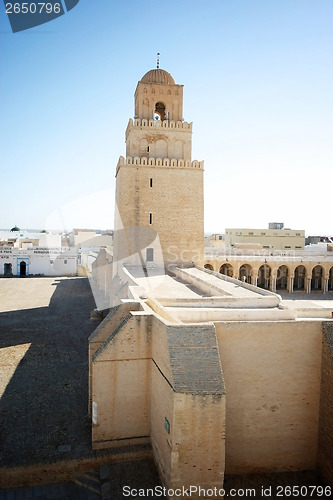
<box><xmin>239</xmin><ymin>264</ymin><xmax>252</xmax><ymax>284</ymax></box>
<box><xmin>219</xmin><ymin>263</ymin><xmax>233</xmax><ymax>277</ymax></box>
<box><xmin>276</xmin><ymin>265</ymin><xmax>288</xmax><ymax>290</ymax></box>
<box><xmin>4</xmin><ymin>263</ymin><xmax>12</xmax><ymax>276</ymax></box>
<box><xmin>20</xmin><ymin>261</ymin><xmax>27</xmax><ymax>276</ymax></box>
<box><xmin>312</xmin><ymin>265</ymin><xmax>323</xmax><ymax>292</ymax></box>
<box><xmin>294</xmin><ymin>265</ymin><xmax>306</xmax><ymax>291</ymax></box>
<box><xmin>258</xmin><ymin>265</ymin><xmax>271</xmax><ymax>289</ymax></box>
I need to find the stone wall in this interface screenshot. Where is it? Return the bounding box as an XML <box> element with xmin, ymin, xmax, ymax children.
<box><xmin>317</xmin><ymin>322</ymin><xmax>333</xmax><ymax>486</ymax></box>
<box><xmin>88</xmin><ymin>302</ymin><xmax>141</xmax><ymax>412</ymax></box>
<box><xmin>170</xmin><ymin>392</ymin><xmax>226</xmax><ymax>492</ymax></box>
<box><xmin>151</xmin><ymin>320</ymin><xmax>226</xmax><ymax>495</ymax></box>
<box><xmin>91</xmin><ymin>313</ymin><xmax>152</xmax><ymax>449</ymax></box>
<box><xmin>114</xmin><ymin>160</ymin><xmax>204</xmax><ymax>268</ymax></box>
<box><xmin>215</xmin><ymin>320</ymin><xmax>323</xmax><ymax>474</ymax></box>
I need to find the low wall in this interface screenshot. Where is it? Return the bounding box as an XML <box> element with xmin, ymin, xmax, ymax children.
<box><xmin>166</xmin><ymin>307</ymin><xmax>296</xmax><ymax>323</ymax></box>
<box><xmin>91</xmin><ymin>313</ymin><xmax>152</xmax><ymax>449</ymax></box>
<box><xmin>88</xmin><ymin>302</ymin><xmax>141</xmax><ymax>412</ymax></box>
<box><xmin>159</xmin><ymin>296</ymin><xmax>284</xmax><ymax>309</ymax></box>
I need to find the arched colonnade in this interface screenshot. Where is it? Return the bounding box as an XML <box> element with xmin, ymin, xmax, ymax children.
<box><xmin>204</xmin><ymin>261</ymin><xmax>333</xmax><ymax>294</ymax></box>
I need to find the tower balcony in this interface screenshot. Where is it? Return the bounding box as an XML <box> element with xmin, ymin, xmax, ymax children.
<box><xmin>126</xmin><ymin>118</ymin><xmax>193</xmax><ymax>136</ymax></box>
<box><xmin>116</xmin><ymin>155</ymin><xmax>204</xmax><ymax>175</ymax></box>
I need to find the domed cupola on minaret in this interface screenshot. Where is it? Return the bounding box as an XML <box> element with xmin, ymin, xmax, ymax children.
<box><xmin>134</xmin><ymin>56</ymin><xmax>183</xmax><ymax>122</ymax></box>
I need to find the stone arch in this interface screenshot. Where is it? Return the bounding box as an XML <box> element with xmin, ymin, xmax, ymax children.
<box><xmin>156</xmin><ymin>158</ymin><xmax>163</xmax><ymax>167</ymax></box>
<box><xmin>204</xmin><ymin>263</ymin><xmax>214</xmax><ymax>271</ymax></box>
<box><xmin>311</xmin><ymin>265</ymin><xmax>324</xmax><ymax>292</ymax></box>
<box><xmin>142</xmin><ymin>119</ymin><xmax>148</xmax><ymax>127</ymax></box>
<box><xmin>239</xmin><ymin>264</ymin><xmax>252</xmax><ymax>283</ymax></box>
<box><xmin>276</xmin><ymin>265</ymin><xmax>289</xmax><ymax>290</ymax></box>
<box><xmin>219</xmin><ymin>263</ymin><xmax>233</xmax><ymax>277</ymax></box>
<box><xmin>329</xmin><ymin>266</ymin><xmax>333</xmax><ymax>291</ymax></box>
<box><xmin>171</xmin><ymin>159</ymin><xmax>177</xmax><ymax>167</ymax></box>
<box><xmin>154</xmin><ymin>101</ymin><xmax>166</xmax><ymax>120</ymax></box>
<box><xmin>294</xmin><ymin>265</ymin><xmax>306</xmax><ymax>291</ymax></box>
<box><xmin>258</xmin><ymin>264</ymin><xmax>271</xmax><ymax>289</ymax></box>
<box><xmin>163</xmin><ymin>159</ymin><xmax>170</xmax><ymax>167</ymax></box>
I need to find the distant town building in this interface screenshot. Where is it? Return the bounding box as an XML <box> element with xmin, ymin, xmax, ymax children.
<box><xmin>0</xmin><ymin>246</ymin><xmax>76</xmax><ymax>276</ymax></box>
<box><xmin>0</xmin><ymin>229</ymin><xmax>61</xmax><ymax>248</ymax></box>
<box><xmin>225</xmin><ymin>223</ymin><xmax>305</xmax><ymax>250</ymax></box>
<box><xmin>0</xmin><ymin>229</ymin><xmax>75</xmax><ymax>276</ymax></box>
<box><xmin>205</xmin><ymin>233</ymin><xmax>225</xmax><ymax>247</ymax></box>
<box><xmin>306</xmin><ymin>235</ymin><xmax>333</xmax><ymax>245</ymax></box>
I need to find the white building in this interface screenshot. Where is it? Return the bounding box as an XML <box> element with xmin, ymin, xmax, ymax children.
<box><xmin>0</xmin><ymin>246</ymin><xmax>77</xmax><ymax>277</ymax></box>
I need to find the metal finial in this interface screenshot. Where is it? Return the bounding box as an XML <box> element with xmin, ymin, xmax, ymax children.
<box><xmin>157</xmin><ymin>52</ymin><xmax>160</xmax><ymax>69</ymax></box>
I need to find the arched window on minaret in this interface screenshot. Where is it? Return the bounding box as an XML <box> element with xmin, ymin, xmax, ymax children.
<box><xmin>154</xmin><ymin>101</ymin><xmax>166</xmax><ymax>120</ymax></box>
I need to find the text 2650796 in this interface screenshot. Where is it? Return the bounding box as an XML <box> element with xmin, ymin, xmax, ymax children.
<box><xmin>5</xmin><ymin>3</ymin><xmax>61</xmax><ymax>14</ymax></box>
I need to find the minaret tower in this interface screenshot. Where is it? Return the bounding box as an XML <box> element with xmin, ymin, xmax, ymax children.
<box><xmin>113</xmin><ymin>59</ymin><xmax>204</xmax><ymax>271</ymax></box>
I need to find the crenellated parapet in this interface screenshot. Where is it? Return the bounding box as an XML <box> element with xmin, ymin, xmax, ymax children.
<box><xmin>126</xmin><ymin>118</ymin><xmax>192</xmax><ymax>135</ymax></box>
<box><xmin>116</xmin><ymin>155</ymin><xmax>203</xmax><ymax>174</ymax></box>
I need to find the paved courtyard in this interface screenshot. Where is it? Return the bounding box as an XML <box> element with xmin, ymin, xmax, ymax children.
<box><xmin>0</xmin><ymin>277</ymin><xmax>97</xmax><ymax>468</ymax></box>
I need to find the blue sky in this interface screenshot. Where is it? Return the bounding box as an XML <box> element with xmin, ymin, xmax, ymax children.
<box><xmin>0</xmin><ymin>0</ymin><xmax>332</xmax><ymax>235</ymax></box>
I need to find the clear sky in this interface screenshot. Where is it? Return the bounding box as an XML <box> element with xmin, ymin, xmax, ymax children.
<box><xmin>1</xmin><ymin>0</ymin><xmax>332</xmax><ymax>235</ymax></box>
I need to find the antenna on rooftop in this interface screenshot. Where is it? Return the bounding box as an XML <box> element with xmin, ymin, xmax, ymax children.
<box><xmin>157</xmin><ymin>52</ymin><xmax>160</xmax><ymax>69</ymax></box>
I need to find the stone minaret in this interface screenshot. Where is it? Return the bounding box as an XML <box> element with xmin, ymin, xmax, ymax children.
<box><xmin>113</xmin><ymin>65</ymin><xmax>204</xmax><ymax>271</ymax></box>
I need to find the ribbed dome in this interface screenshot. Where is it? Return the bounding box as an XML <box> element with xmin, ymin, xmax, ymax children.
<box><xmin>141</xmin><ymin>68</ymin><xmax>175</xmax><ymax>85</ymax></box>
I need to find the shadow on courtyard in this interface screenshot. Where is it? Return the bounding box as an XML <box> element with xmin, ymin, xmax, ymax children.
<box><xmin>0</xmin><ymin>278</ymin><xmax>97</xmax><ymax>467</ymax></box>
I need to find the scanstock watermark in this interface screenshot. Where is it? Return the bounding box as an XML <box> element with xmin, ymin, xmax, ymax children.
<box><xmin>3</xmin><ymin>0</ymin><xmax>80</xmax><ymax>32</ymax></box>
<box><xmin>122</xmin><ymin>485</ymin><xmax>332</xmax><ymax>498</ymax></box>
<box><xmin>122</xmin><ymin>485</ymin><xmax>255</xmax><ymax>498</ymax></box>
